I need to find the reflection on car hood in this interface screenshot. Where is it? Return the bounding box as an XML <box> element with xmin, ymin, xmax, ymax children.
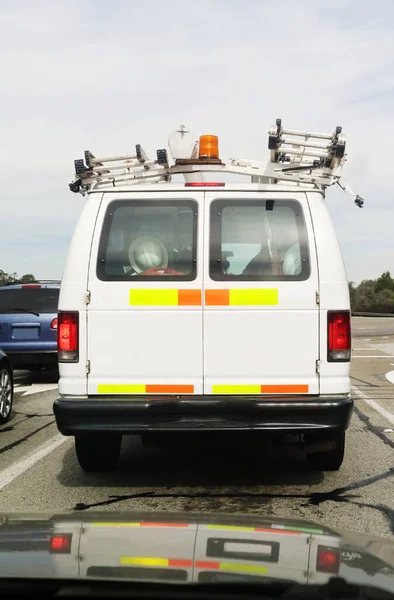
<box><xmin>0</xmin><ymin>511</ymin><xmax>393</xmax><ymax>593</ymax></box>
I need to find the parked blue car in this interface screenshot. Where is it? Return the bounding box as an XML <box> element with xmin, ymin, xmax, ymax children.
<box><xmin>0</xmin><ymin>281</ymin><xmax>60</xmax><ymax>371</ymax></box>
<box><xmin>0</xmin><ymin>349</ymin><xmax>13</xmax><ymax>424</ymax></box>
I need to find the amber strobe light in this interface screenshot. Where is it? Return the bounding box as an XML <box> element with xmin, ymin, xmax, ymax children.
<box><xmin>199</xmin><ymin>135</ymin><xmax>219</xmax><ymax>159</ymax></box>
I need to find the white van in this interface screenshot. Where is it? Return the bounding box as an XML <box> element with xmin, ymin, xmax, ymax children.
<box><xmin>54</xmin><ymin>120</ymin><xmax>361</xmax><ymax>473</ymax></box>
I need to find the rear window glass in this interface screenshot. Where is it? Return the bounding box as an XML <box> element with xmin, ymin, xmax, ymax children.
<box><xmin>0</xmin><ymin>288</ymin><xmax>59</xmax><ymax>314</ymax></box>
<box><xmin>97</xmin><ymin>200</ymin><xmax>197</xmax><ymax>281</ymax></box>
<box><xmin>210</xmin><ymin>199</ymin><xmax>310</xmax><ymax>281</ymax></box>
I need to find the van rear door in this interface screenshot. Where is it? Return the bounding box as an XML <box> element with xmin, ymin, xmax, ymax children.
<box><xmin>78</xmin><ymin>520</ymin><xmax>196</xmax><ymax>583</ymax></box>
<box><xmin>86</xmin><ymin>192</ymin><xmax>203</xmax><ymax>396</ymax></box>
<box><xmin>203</xmin><ymin>191</ymin><xmax>319</xmax><ymax>395</ymax></box>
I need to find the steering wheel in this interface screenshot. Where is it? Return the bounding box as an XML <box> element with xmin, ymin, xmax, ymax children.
<box><xmin>139</xmin><ymin>267</ymin><xmax>184</xmax><ymax>276</ymax></box>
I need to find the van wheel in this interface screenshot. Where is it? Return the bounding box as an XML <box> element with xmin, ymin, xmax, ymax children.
<box><xmin>75</xmin><ymin>433</ymin><xmax>122</xmax><ymax>472</ymax></box>
<box><xmin>305</xmin><ymin>432</ymin><xmax>345</xmax><ymax>471</ymax></box>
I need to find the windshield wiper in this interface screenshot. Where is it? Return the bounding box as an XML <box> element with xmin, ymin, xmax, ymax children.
<box><xmin>5</xmin><ymin>307</ymin><xmax>40</xmax><ymax>317</ymax></box>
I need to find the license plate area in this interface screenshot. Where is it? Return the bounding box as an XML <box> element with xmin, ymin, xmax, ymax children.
<box><xmin>207</xmin><ymin>537</ymin><xmax>280</xmax><ymax>563</ymax></box>
<box><xmin>12</xmin><ymin>324</ymin><xmax>40</xmax><ymax>340</ymax></box>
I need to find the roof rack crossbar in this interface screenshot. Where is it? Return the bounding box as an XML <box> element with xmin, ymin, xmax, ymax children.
<box><xmin>279</xmin><ymin>127</ymin><xmax>334</xmax><ymax>140</ymax></box>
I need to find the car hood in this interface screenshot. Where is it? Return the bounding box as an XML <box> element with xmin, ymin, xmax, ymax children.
<box><xmin>0</xmin><ymin>511</ymin><xmax>393</xmax><ymax>593</ymax></box>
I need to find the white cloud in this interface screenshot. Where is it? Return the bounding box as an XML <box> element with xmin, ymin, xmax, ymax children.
<box><xmin>1</xmin><ymin>0</ymin><xmax>393</xmax><ymax>281</ymax></box>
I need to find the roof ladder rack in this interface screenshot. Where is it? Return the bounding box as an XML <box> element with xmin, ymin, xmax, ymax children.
<box><xmin>68</xmin><ymin>119</ymin><xmax>363</xmax><ymax>207</ymax></box>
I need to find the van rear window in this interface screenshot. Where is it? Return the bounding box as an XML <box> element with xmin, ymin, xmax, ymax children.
<box><xmin>97</xmin><ymin>200</ymin><xmax>197</xmax><ymax>281</ymax></box>
<box><xmin>210</xmin><ymin>199</ymin><xmax>310</xmax><ymax>281</ymax></box>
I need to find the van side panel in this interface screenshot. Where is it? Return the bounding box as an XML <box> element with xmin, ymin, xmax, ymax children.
<box><xmin>307</xmin><ymin>193</ymin><xmax>350</xmax><ymax>395</ymax></box>
<box><xmin>58</xmin><ymin>194</ymin><xmax>103</xmax><ymax>397</ymax></box>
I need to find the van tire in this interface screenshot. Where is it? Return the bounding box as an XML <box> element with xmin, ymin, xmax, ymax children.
<box><xmin>305</xmin><ymin>432</ymin><xmax>345</xmax><ymax>471</ymax></box>
<box><xmin>75</xmin><ymin>433</ymin><xmax>122</xmax><ymax>472</ymax></box>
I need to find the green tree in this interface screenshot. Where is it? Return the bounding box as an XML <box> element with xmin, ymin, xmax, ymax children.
<box><xmin>375</xmin><ymin>289</ymin><xmax>394</xmax><ymax>313</ymax></box>
<box><xmin>375</xmin><ymin>271</ymin><xmax>394</xmax><ymax>293</ymax></box>
<box><xmin>19</xmin><ymin>274</ymin><xmax>37</xmax><ymax>283</ymax></box>
<box><xmin>348</xmin><ymin>281</ymin><xmax>357</xmax><ymax>311</ymax></box>
<box><xmin>0</xmin><ymin>270</ymin><xmax>18</xmax><ymax>286</ymax></box>
<box><xmin>355</xmin><ymin>280</ymin><xmax>376</xmax><ymax>312</ymax></box>
<box><xmin>0</xmin><ymin>270</ymin><xmax>37</xmax><ymax>286</ymax></box>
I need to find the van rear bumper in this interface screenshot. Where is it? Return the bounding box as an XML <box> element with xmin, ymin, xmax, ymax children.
<box><xmin>53</xmin><ymin>395</ymin><xmax>353</xmax><ymax>436</ymax></box>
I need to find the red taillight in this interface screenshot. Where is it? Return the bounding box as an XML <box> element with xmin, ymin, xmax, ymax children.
<box><xmin>50</xmin><ymin>534</ymin><xmax>72</xmax><ymax>554</ymax></box>
<box><xmin>58</xmin><ymin>312</ymin><xmax>79</xmax><ymax>362</ymax></box>
<box><xmin>184</xmin><ymin>182</ymin><xmax>225</xmax><ymax>187</ymax></box>
<box><xmin>327</xmin><ymin>311</ymin><xmax>351</xmax><ymax>362</ymax></box>
<box><xmin>316</xmin><ymin>545</ymin><xmax>340</xmax><ymax>573</ymax></box>
<box><xmin>22</xmin><ymin>284</ymin><xmax>41</xmax><ymax>288</ymax></box>
<box><xmin>50</xmin><ymin>318</ymin><xmax>58</xmax><ymax>330</ymax></box>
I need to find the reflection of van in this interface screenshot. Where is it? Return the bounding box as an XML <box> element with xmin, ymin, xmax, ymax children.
<box><xmin>54</xmin><ymin>120</ymin><xmax>358</xmax><ymax>472</ymax></box>
<box><xmin>2</xmin><ymin>513</ymin><xmax>394</xmax><ymax>592</ymax></box>
<box><xmin>47</xmin><ymin>514</ymin><xmax>342</xmax><ymax>585</ymax></box>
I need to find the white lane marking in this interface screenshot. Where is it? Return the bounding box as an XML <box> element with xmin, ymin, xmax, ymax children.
<box><xmin>13</xmin><ymin>385</ymin><xmax>31</xmax><ymax>393</ymax></box>
<box><xmin>14</xmin><ymin>383</ymin><xmax>58</xmax><ymax>396</ymax></box>
<box><xmin>352</xmin><ymin>356</ymin><xmax>394</xmax><ymax>358</ymax></box>
<box><xmin>386</xmin><ymin>369</ymin><xmax>394</xmax><ymax>384</ymax></box>
<box><xmin>352</xmin><ymin>348</ymin><xmax>373</xmax><ymax>350</ymax></box>
<box><xmin>0</xmin><ymin>435</ymin><xmax>68</xmax><ymax>490</ymax></box>
<box><xmin>22</xmin><ymin>383</ymin><xmax>58</xmax><ymax>397</ymax></box>
<box><xmin>353</xmin><ymin>387</ymin><xmax>394</xmax><ymax>426</ymax></box>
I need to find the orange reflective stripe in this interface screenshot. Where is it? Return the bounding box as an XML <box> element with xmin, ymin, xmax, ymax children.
<box><xmin>145</xmin><ymin>384</ymin><xmax>194</xmax><ymax>394</ymax></box>
<box><xmin>205</xmin><ymin>289</ymin><xmax>229</xmax><ymax>305</ymax></box>
<box><xmin>178</xmin><ymin>289</ymin><xmax>202</xmax><ymax>305</ymax></box>
<box><xmin>195</xmin><ymin>560</ymin><xmax>220</xmax><ymax>569</ymax></box>
<box><xmin>168</xmin><ymin>558</ymin><xmax>193</xmax><ymax>567</ymax></box>
<box><xmin>260</xmin><ymin>385</ymin><xmax>308</xmax><ymax>394</ymax></box>
<box><xmin>254</xmin><ymin>527</ymin><xmax>301</xmax><ymax>535</ymax></box>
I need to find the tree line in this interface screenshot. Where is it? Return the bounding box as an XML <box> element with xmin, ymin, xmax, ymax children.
<box><xmin>2</xmin><ymin>268</ymin><xmax>393</xmax><ymax>313</ymax></box>
<box><xmin>0</xmin><ymin>270</ymin><xmax>37</xmax><ymax>286</ymax></box>
<box><xmin>349</xmin><ymin>272</ymin><xmax>394</xmax><ymax>314</ymax></box>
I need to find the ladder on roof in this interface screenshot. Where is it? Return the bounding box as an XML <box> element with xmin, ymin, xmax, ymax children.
<box><xmin>69</xmin><ymin>119</ymin><xmax>364</xmax><ymax>207</ymax></box>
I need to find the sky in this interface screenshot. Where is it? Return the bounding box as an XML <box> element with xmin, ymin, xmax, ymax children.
<box><xmin>1</xmin><ymin>0</ymin><xmax>393</xmax><ymax>284</ymax></box>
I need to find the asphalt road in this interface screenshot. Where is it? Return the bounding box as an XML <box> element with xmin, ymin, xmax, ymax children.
<box><xmin>0</xmin><ymin>317</ymin><xmax>393</xmax><ymax>539</ymax></box>
<box><xmin>353</xmin><ymin>316</ymin><xmax>394</xmax><ymax>338</ymax></box>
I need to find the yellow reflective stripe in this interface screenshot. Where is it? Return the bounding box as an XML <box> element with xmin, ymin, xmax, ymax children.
<box><xmin>121</xmin><ymin>557</ymin><xmax>168</xmax><ymax>567</ymax></box>
<box><xmin>92</xmin><ymin>523</ymin><xmax>140</xmax><ymax>527</ymax></box>
<box><xmin>229</xmin><ymin>289</ymin><xmax>278</xmax><ymax>306</ymax></box>
<box><xmin>212</xmin><ymin>385</ymin><xmax>261</xmax><ymax>394</ymax></box>
<box><xmin>206</xmin><ymin>525</ymin><xmax>255</xmax><ymax>531</ymax></box>
<box><xmin>97</xmin><ymin>384</ymin><xmax>146</xmax><ymax>394</ymax></box>
<box><xmin>128</xmin><ymin>288</ymin><xmax>278</xmax><ymax>306</ymax></box>
<box><xmin>220</xmin><ymin>562</ymin><xmax>268</xmax><ymax>574</ymax></box>
<box><xmin>129</xmin><ymin>289</ymin><xmax>178</xmax><ymax>306</ymax></box>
